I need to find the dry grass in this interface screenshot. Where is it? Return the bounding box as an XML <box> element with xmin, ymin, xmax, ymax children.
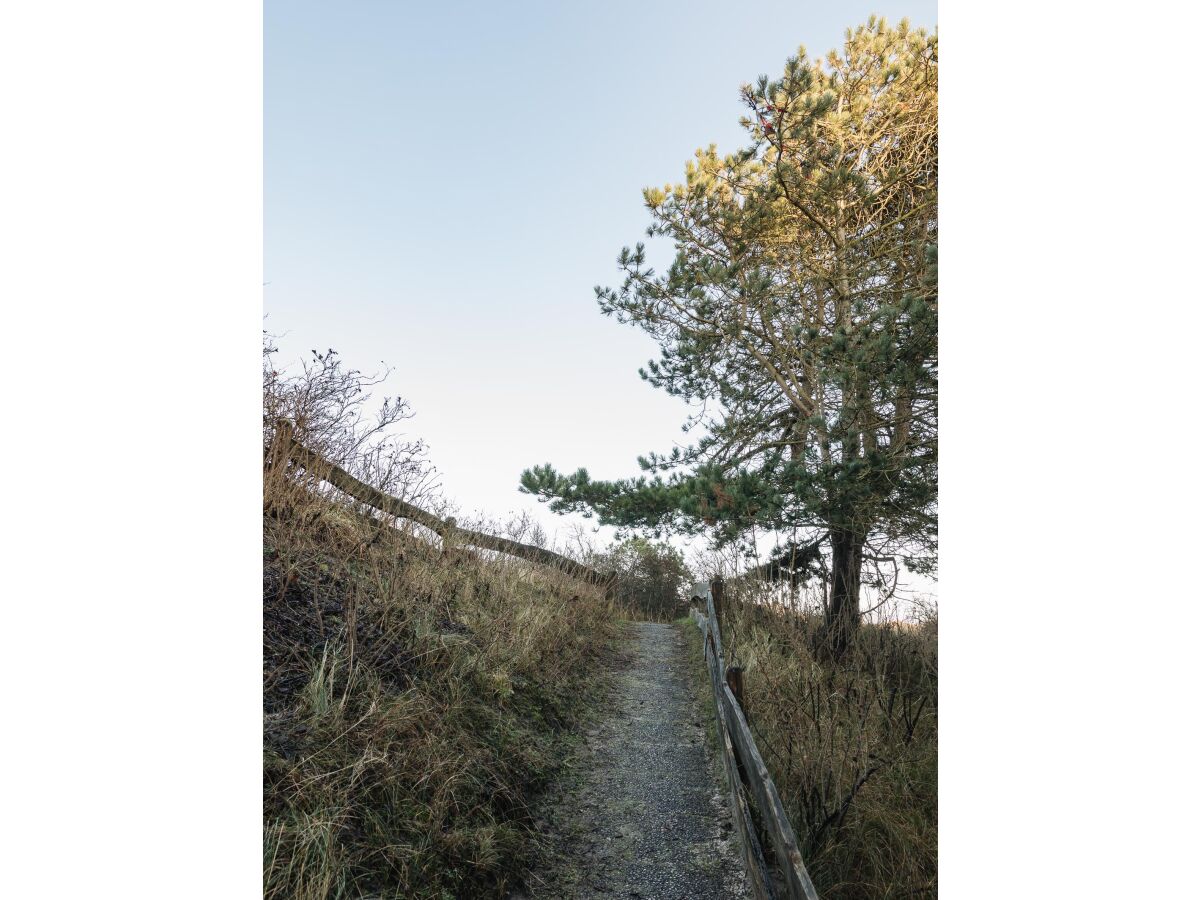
<box><xmin>718</xmin><ymin>584</ymin><xmax>937</xmax><ymax>898</ymax></box>
<box><xmin>263</xmin><ymin>343</ymin><xmax>618</xmax><ymax>899</ymax></box>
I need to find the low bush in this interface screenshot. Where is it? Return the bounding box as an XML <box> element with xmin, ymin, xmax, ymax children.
<box><xmin>591</xmin><ymin>537</ymin><xmax>691</xmax><ymax>622</ymax></box>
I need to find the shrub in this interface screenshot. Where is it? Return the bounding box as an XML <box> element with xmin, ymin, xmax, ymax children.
<box><xmin>593</xmin><ymin>537</ymin><xmax>691</xmax><ymax>621</ymax></box>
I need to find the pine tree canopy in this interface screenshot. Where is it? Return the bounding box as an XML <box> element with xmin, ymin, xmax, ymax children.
<box><xmin>521</xmin><ymin>18</ymin><xmax>938</xmax><ymax>579</ymax></box>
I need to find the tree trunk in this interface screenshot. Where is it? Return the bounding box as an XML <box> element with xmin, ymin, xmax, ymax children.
<box><xmin>826</xmin><ymin>529</ymin><xmax>864</xmax><ymax>656</ymax></box>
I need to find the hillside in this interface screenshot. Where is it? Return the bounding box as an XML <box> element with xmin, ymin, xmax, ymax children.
<box><xmin>263</xmin><ymin>470</ymin><xmax>618</xmax><ymax>898</ymax></box>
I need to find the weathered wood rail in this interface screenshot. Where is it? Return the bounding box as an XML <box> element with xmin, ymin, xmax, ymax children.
<box><xmin>269</xmin><ymin>420</ymin><xmax>612</xmax><ymax>589</ymax></box>
<box><xmin>692</xmin><ymin>579</ymin><xmax>820</xmax><ymax>900</ymax></box>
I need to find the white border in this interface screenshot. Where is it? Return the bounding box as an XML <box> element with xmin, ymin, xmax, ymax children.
<box><xmin>3</xmin><ymin>2</ymin><xmax>1198</xmax><ymax>896</ymax></box>
<box><xmin>2</xmin><ymin>2</ymin><xmax>262</xmax><ymax>896</ymax></box>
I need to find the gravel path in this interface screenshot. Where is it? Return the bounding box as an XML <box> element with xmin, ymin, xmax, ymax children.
<box><xmin>517</xmin><ymin>621</ymin><xmax>750</xmax><ymax>899</ymax></box>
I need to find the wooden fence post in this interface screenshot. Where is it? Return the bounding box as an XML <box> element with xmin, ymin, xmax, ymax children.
<box><xmin>726</xmin><ymin>665</ymin><xmax>746</xmax><ymax>717</ymax></box>
<box><xmin>712</xmin><ymin>576</ymin><xmax>725</xmax><ymax>636</ymax></box>
<box><xmin>266</xmin><ymin>418</ymin><xmax>294</xmax><ymax>472</ymax></box>
<box><xmin>696</xmin><ymin>577</ymin><xmax>821</xmax><ymax>899</ymax></box>
<box><xmin>442</xmin><ymin>516</ymin><xmax>459</xmax><ymax>554</ymax></box>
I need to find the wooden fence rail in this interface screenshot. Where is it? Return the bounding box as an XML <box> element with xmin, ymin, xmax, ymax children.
<box><xmin>691</xmin><ymin>579</ymin><xmax>820</xmax><ymax>900</ymax></box>
<box><xmin>269</xmin><ymin>421</ymin><xmax>612</xmax><ymax>589</ymax></box>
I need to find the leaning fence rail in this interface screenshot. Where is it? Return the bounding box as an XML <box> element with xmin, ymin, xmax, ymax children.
<box><xmin>691</xmin><ymin>579</ymin><xmax>820</xmax><ymax>900</ymax></box>
<box><xmin>268</xmin><ymin>420</ymin><xmax>611</xmax><ymax>590</ymax></box>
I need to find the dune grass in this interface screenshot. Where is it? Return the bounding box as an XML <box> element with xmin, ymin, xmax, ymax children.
<box><xmin>263</xmin><ymin>483</ymin><xmax>618</xmax><ymax>899</ymax></box>
<box><xmin>263</xmin><ymin>346</ymin><xmax>619</xmax><ymax>898</ymax></box>
<box><xmin>716</xmin><ymin>587</ymin><xmax>938</xmax><ymax>898</ymax></box>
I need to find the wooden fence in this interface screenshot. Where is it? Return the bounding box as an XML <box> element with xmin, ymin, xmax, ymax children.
<box><xmin>692</xmin><ymin>579</ymin><xmax>820</xmax><ymax>900</ymax></box>
<box><xmin>269</xmin><ymin>421</ymin><xmax>611</xmax><ymax>590</ymax></box>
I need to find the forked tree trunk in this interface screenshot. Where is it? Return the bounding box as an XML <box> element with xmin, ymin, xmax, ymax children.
<box><xmin>826</xmin><ymin>529</ymin><xmax>864</xmax><ymax>656</ymax></box>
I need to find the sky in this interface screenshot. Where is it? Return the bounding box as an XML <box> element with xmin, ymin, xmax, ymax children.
<box><xmin>265</xmin><ymin>0</ymin><xmax>939</xmax><ymax>574</ymax></box>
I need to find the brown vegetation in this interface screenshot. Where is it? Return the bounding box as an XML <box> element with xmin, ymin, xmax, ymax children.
<box><xmin>717</xmin><ymin>582</ymin><xmax>937</xmax><ymax>898</ymax></box>
<box><xmin>263</xmin><ymin>343</ymin><xmax>618</xmax><ymax>899</ymax></box>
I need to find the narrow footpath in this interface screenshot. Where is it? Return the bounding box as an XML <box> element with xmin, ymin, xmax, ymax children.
<box><xmin>517</xmin><ymin>621</ymin><xmax>750</xmax><ymax>899</ymax></box>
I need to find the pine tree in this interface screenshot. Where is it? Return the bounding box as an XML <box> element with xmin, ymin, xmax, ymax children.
<box><xmin>522</xmin><ymin>19</ymin><xmax>937</xmax><ymax>654</ymax></box>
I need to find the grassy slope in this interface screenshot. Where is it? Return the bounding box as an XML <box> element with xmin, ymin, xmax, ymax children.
<box><xmin>264</xmin><ymin>495</ymin><xmax>618</xmax><ymax>899</ymax></box>
<box><xmin>680</xmin><ymin>595</ymin><xmax>936</xmax><ymax>898</ymax></box>
<box><xmin>720</xmin><ymin>596</ymin><xmax>938</xmax><ymax>898</ymax></box>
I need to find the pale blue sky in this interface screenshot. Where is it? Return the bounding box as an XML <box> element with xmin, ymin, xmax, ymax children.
<box><xmin>266</xmin><ymin>1</ymin><xmax>938</xmax><ymax>559</ymax></box>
